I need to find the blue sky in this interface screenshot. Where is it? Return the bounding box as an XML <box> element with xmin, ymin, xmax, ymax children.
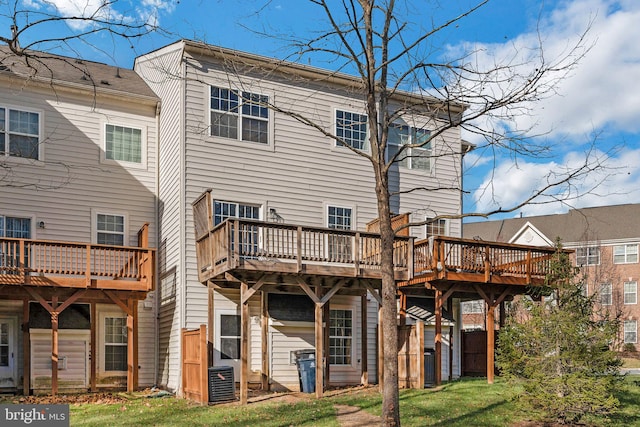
<box><xmin>5</xmin><ymin>0</ymin><xmax>640</xmax><ymax>219</ymax></box>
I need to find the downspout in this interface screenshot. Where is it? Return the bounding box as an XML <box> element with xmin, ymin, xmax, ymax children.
<box><xmin>154</xmin><ymin>99</ymin><xmax>161</xmax><ymax>388</ymax></box>
<box><xmin>178</xmin><ymin>43</ymin><xmax>188</xmax><ymax>397</ymax></box>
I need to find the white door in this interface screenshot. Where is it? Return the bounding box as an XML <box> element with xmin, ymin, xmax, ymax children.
<box><xmin>214</xmin><ymin>309</ymin><xmax>242</xmax><ymax>378</ymax></box>
<box><xmin>0</xmin><ymin>317</ymin><xmax>17</xmax><ymax>388</ymax></box>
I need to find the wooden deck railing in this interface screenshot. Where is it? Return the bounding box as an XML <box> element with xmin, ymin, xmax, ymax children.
<box><xmin>0</xmin><ymin>237</ymin><xmax>154</xmax><ymax>291</ymax></box>
<box><xmin>194</xmin><ymin>218</ymin><xmax>413</xmax><ymax>280</ymax></box>
<box><xmin>413</xmin><ymin>236</ymin><xmax>557</xmax><ymax>283</ymax></box>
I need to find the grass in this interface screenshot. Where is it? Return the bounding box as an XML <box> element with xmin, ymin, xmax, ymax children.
<box><xmin>622</xmin><ymin>357</ymin><xmax>640</xmax><ymax>369</ymax></box>
<box><xmin>10</xmin><ymin>376</ymin><xmax>639</xmax><ymax>426</ymax></box>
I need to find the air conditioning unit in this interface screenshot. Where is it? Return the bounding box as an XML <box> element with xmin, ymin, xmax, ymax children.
<box><xmin>208</xmin><ymin>366</ymin><xmax>235</xmax><ymax>404</ymax></box>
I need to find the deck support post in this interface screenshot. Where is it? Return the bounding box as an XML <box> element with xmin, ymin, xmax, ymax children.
<box><xmin>51</xmin><ymin>296</ymin><xmax>58</xmax><ymax>396</ymax></box>
<box><xmin>90</xmin><ymin>303</ymin><xmax>97</xmax><ymax>391</ymax></box>
<box><xmin>361</xmin><ymin>292</ymin><xmax>368</xmax><ymax>386</ymax></box>
<box><xmin>208</xmin><ymin>282</ymin><xmax>214</xmax><ymax>367</ymax></box>
<box><xmin>261</xmin><ymin>290</ymin><xmax>269</xmax><ymax>391</ymax></box>
<box><xmin>435</xmin><ymin>290</ymin><xmax>442</xmax><ymax>386</ymax></box>
<box><xmin>314</xmin><ymin>285</ymin><xmax>324</xmax><ymax>398</ymax></box>
<box><xmin>240</xmin><ymin>281</ymin><xmax>249</xmax><ymax>404</ymax></box>
<box><xmin>487</xmin><ymin>301</ymin><xmax>495</xmax><ymax>384</ymax></box>
<box><xmin>448</xmin><ymin>298</ymin><xmax>454</xmax><ymax>382</ymax></box>
<box><xmin>22</xmin><ymin>299</ymin><xmax>30</xmax><ymax>395</ymax></box>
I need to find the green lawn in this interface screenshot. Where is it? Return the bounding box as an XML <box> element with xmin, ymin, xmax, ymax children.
<box><xmin>14</xmin><ymin>376</ymin><xmax>640</xmax><ymax>426</ymax></box>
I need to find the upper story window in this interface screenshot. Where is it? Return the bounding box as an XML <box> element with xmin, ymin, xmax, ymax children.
<box><xmin>210</xmin><ymin>86</ymin><xmax>269</xmax><ymax>144</ymax></box>
<box><xmin>388</xmin><ymin>124</ymin><xmax>431</xmax><ymax>171</ymax></box>
<box><xmin>426</xmin><ymin>218</ymin><xmax>447</xmax><ymax>239</ymax></box>
<box><xmin>600</xmin><ymin>283</ymin><xmax>612</xmax><ymax>306</ymax></box>
<box><xmin>105</xmin><ymin>124</ymin><xmax>142</xmax><ymax>164</ymax></box>
<box><xmin>96</xmin><ymin>213</ymin><xmax>125</xmax><ymax>246</ymax></box>
<box><xmin>576</xmin><ymin>246</ymin><xmax>600</xmax><ymax>266</ymax></box>
<box><xmin>0</xmin><ymin>215</ymin><xmax>31</xmax><ymax>238</ymax></box>
<box><xmin>624</xmin><ymin>281</ymin><xmax>637</xmax><ymax>305</ymax></box>
<box><xmin>0</xmin><ymin>107</ymin><xmax>40</xmax><ymax>160</ymax></box>
<box><xmin>335</xmin><ymin>110</ymin><xmax>367</xmax><ymax>150</ymax></box>
<box><xmin>614</xmin><ymin>244</ymin><xmax>638</xmax><ymax>264</ymax></box>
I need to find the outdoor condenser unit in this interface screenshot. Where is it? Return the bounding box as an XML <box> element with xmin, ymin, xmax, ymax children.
<box><xmin>208</xmin><ymin>366</ymin><xmax>235</xmax><ymax>404</ymax></box>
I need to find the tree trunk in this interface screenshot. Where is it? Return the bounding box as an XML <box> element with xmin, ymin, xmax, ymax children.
<box><xmin>375</xmin><ymin>169</ymin><xmax>401</xmax><ymax>426</ymax></box>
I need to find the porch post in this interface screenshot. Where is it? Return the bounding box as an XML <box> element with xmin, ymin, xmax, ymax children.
<box><xmin>435</xmin><ymin>290</ymin><xmax>442</xmax><ymax>386</ymax></box>
<box><xmin>416</xmin><ymin>320</ymin><xmax>425</xmax><ymax>389</ymax></box>
<box><xmin>448</xmin><ymin>298</ymin><xmax>454</xmax><ymax>382</ymax></box>
<box><xmin>208</xmin><ymin>283</ymin><xmax>214</xmax><ymax>366</ymax></box>
<box><xmin>22</xmin><ymin>299</ymin><xmax>30</xmax><ymax>395</ymax></box>
<box><xmin>240</xmin><ymin>281</ymin><xmax>249</xmax><ymax>404</ymax></box>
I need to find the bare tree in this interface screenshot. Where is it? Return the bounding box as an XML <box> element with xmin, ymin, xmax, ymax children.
<box><xmin>238</xmin><ymin>1</ymin><xmax>609</xmax><ymax>425</ymax></box>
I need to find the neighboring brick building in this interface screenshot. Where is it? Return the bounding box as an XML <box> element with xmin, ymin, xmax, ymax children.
<box><xmin>463</xmin><ymin>204</ymin><xmax>640</xmax><ymax>351</ymax></box>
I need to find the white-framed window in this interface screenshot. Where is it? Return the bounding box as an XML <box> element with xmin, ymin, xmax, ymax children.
<box><xmin>0</xmin><ymin>215</ymin><xmax>31</xmax><ymax>238</ymax></box>
<box><xmin>387</xmin><ymin>124</ymin><xmax>431</xmax><ymax>171</ymax></box>
<box><xmin>600</xmin><ymin>283</ymin><xmax>612</xmax><ymax>306</ymax></box>
<box><xmin>624</xmin><ymin>281</ymin><xmax>637</xmax><ymax>305</ymax></box>
<box><xmin>104</xmin><ymin>124</ymin><xmax>143</xmax><ymax>164</ymax></box>
<box><xmin>104</xmin><ymin>316</ymin><xmax>127</xmax><ymax>371</ymax></box>
<box><xmin>213</xmin><ymin>200</ymin><xmax>260</xmax><ymax>225</ymax></box>
<box><xmin>92</xmin><ymin>210</ymin><xmax>127</xmax><ymax>246</ymax></box>
<box><xmin>0</xmin><ymin>106</ymin><xmax>41</xmax><ymax>160</ymax></box>
<box><xmin>210</xmin><ymin>86</ymin><xmax>270</xmax><ymax>144</ymax></box>
<box><xmin>580</xmin><ymin>283</ymin><xmax>588</xmax><ymax>297</ymax></box>
<box><xmin>335</xmin><ymin>110</ymin><xmax>368</xmax><ymax>150</ymax></box>
<box><xmin>624</xmin><ymin>320</ymin><xmax>637</xmax><ymax>344</ymax></box>
<box><xmin>614</xmin><ymin>244</ymin><xmax>638</xmax><ymax>264</ymax></box>
<box><xmin>461</xmin><ymin>300</ymin><xmax>484</xmax><ymax>314</ymax></box>
<box><xmin>576</xmin><ymin>246</ymin><xmax>600</xmax><ymax>266</ymax></box>
<box><xmin>219</xmin><ymin>313</ymin><xmax>241</xmax><ymax>360</ymax></box>
<box><xmin>327</xmin><ymin>205</ymin><xmax>353</xmax><ymax>261</ymax></box>
<box><xmin>329</xmin><ymin>309</ymin><xmax>353</xmax><ymax>365</ymax></box>
<box><xmin>426</xmin><ymin>218</ymin><xmax>447</xmax><ymax>239</ymax></box>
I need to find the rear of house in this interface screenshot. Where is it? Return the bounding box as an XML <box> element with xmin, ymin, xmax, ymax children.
<box><xmin>0</xmin><ymin>46</ymin><xmax>159</xmax><ymax>393</ymax></box>
<box><xmin>135</xmin><ymin>40</ymin><xmax>466</xmax><ymax>393</ymax></box>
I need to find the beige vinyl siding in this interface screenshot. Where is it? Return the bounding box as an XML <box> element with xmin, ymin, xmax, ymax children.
<box><xmin>30</xmin><ymin>329</ymin><xmax>90</xmax><ymax>392</ymax></box>
<box><xmin>366</xmin><ymin>297</ymin><xmax>379</xmax><ymax>384</ymax></box>
<box><xmin>135</xmin><ymin>44</ymin><xmax>185</xmax><ymax>391</ymax></box>
<box><xmin>269</xmin><ymin>326</ymin><xmax>314</xmax><ymax>391</ymax></box>
<box><xmin>0</xmin><ymin>73</ymin><xmax>158</xmax><ymax>390</ymax></box>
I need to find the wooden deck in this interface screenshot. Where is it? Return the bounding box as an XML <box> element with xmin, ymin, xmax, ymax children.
<box><xmin>0</xmin><ymin>236</ymin><xmax>154</xmax><ymax>292</ymax></box>
<box><xmin>406</xmin><ymin>236</ymin><xmax>557</xmax><ymax>289</ymax></box>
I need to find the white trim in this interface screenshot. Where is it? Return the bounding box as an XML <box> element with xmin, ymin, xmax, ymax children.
<box><xmin>624</xmin><ymin>281</ymin><xmax>638</xmax><ymax>305</ymax></box>
<box><xmin>0</xmin><ymin>316</ymin><xmax>18</xmax><ymax>387</ymax></box>
<box><xmin>508</xmin><ymin>222</ymin><xmax>554</xmax><ymax>246</ymax></box>
<box><xmin>332</xmin><ymin>108</ymin><xmax>369</xmax><ymax>153</ymax></box>
<box><xmin>90</xmin><ymin>208</ymin><xmax>129</xmax><ymax>246</ymax></box>
<box><xmin>98</xmin><ymin>309</ymin><xmax>128</xmax><ymax>375</ymax></box>
<box><xmin>328</xmin><ymin>306</ymin><xmax>356</xmax><ymax>368</ymax></box>
<box><xmin>100</xmin><ymin>121</ymin><xmax>148</xmax><ymax>170</ymax></box>
<box><xmin>206</xmin><ymin>85</ymin><xmax>275</xmax><ymax>152</ymax></box>
<box><xmin>624</xmin><ymin>320</ymin><xmax>637</xmax><ymax>344</ymax></box>
<box><xmin>0</xmin><ymin>104</ymin><xmax>44</xmax><ymax>163</ymax></box>
<box><xmin>0</xmin><ymin>212</ymin><xmax>36</xmax><ymax>238</ymax></box>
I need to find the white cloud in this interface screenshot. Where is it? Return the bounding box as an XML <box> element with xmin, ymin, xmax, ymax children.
<box><xmin>470</xmin><ymin>145</ymin><xmax>640</xmax><ymax>216</ymax></box>
<box><xmin>452</xmin><ymin>0</ymin><xmax>640</xmax><ymax>139</ymax></box>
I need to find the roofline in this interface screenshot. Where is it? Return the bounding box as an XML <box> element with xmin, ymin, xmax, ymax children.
<box><xmin>178</xmin><ymin>39</ymin><xmax>467</xmax><ymax>114</ymax></box>
<box><xmin>0</xmin><ymin>70</ymin><xmax>159</xmax><ymax>107</ymax></box>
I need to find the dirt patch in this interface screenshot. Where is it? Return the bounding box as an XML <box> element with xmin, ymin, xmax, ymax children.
<box><xmin>7</xmin><ymin>392</ymin><xmax>129</xmax><ymax>405</ymax></box>
<box><xmin>334</xmin><ymin>404</ymin><xmax>382</xmax><ymax>426</ymax></box>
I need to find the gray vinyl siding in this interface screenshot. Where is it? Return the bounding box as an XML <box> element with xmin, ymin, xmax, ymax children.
<box><xmin>136</xmin><ymin>41</ymin><xmax>463</xmax><ymax>390</ymax></box>
<box><xmin>135</xmin><ymin>44</ymin><xmax>186</xmax><ymax>391</ymax></box>
<box><xmin>0</xmin><ymin>73</ymin><xmax>158</xmax><ymax>388</ymax></box>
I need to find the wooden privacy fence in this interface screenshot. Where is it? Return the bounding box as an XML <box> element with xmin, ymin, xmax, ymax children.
<box><xmin>181</xmin><ymin>325</ymin><xmax>208</xmax><ymax>404</ymax></box>
<box><xmin>397</xmin><ymin>323</ymin><xmax>425</xmax><ymax>389</ymax></box>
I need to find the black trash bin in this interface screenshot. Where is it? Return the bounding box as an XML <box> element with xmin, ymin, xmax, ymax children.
<box><xmin>294</xmin><ymin>349</ymin><xmax>316</xmax><ymax>393</ymax></box>
<box><xmin>424</xmin><ymin>348</ymin><xmax>436</xmax><ymax>387</ymax></box>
